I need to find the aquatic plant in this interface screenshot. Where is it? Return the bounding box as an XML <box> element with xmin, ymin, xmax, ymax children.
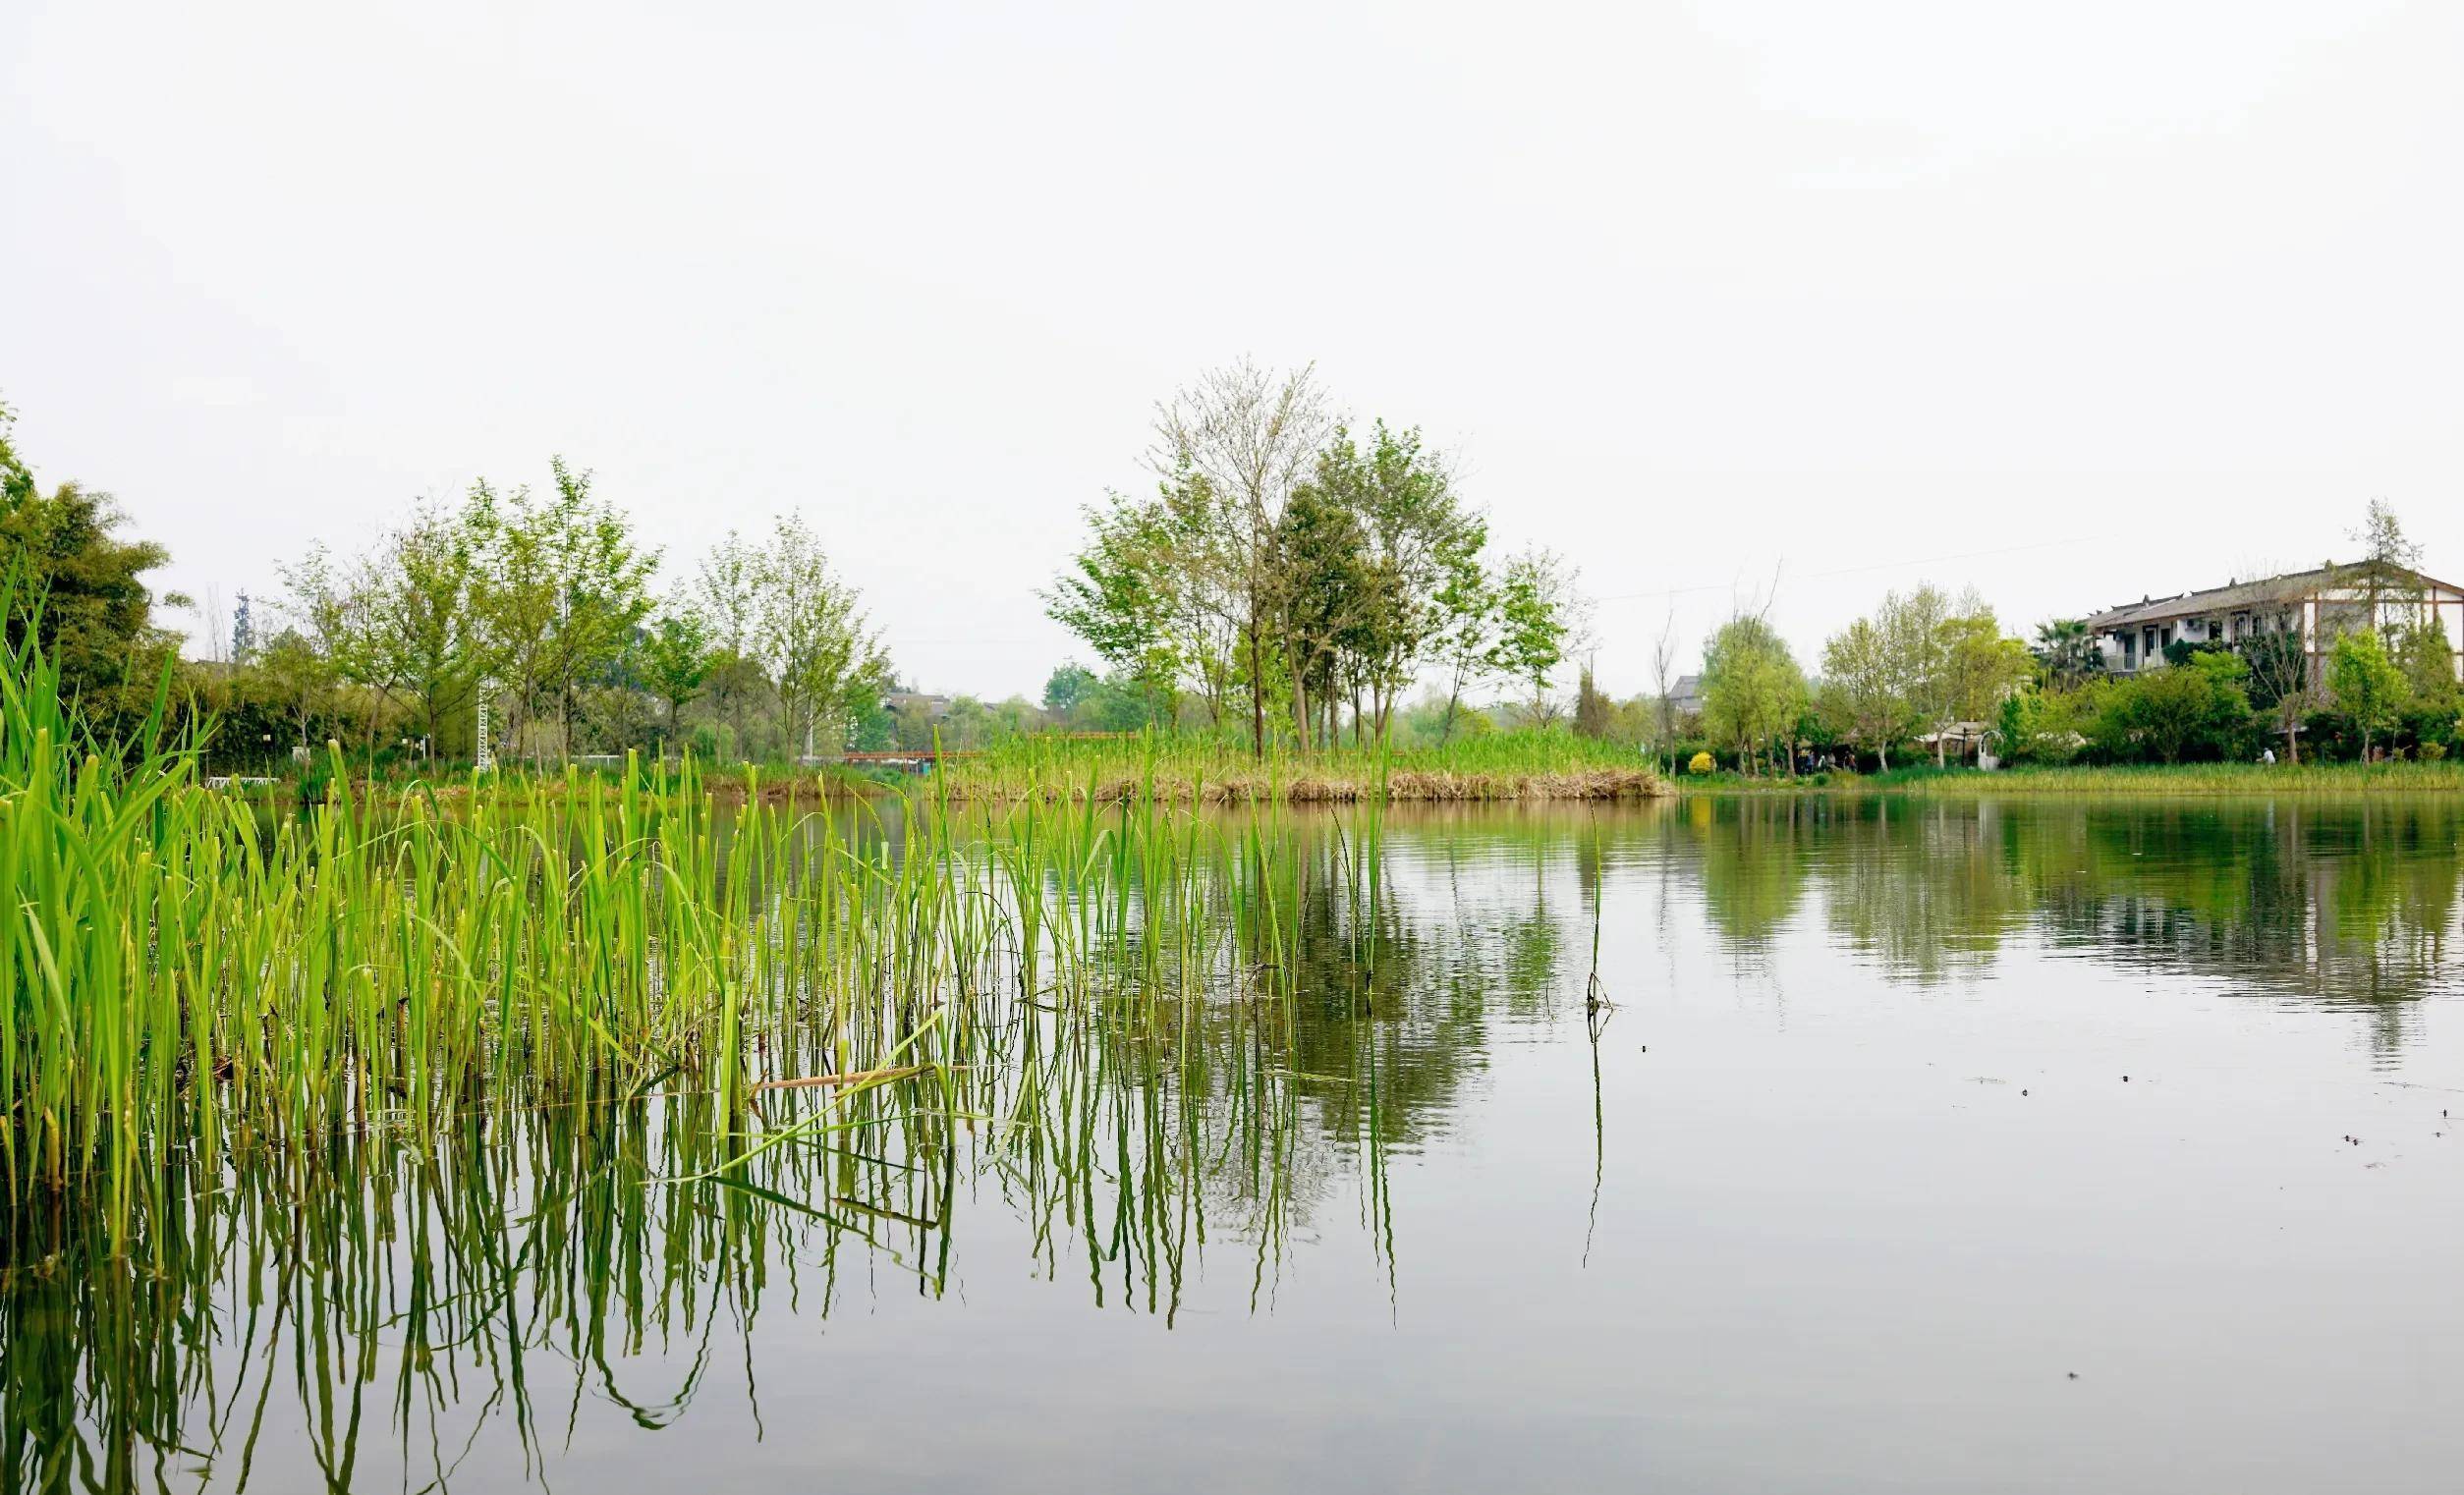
<box><xmin>0</xmin><ymin>619</ymin><xmax>1349</xmax><ymax>1227</ymax></box>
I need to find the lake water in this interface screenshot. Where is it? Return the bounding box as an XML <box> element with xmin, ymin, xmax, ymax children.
<box><xmin>12</xmin><ymin>795</ymin><xmax>2464</xmax><ymax>1493</ymax></box>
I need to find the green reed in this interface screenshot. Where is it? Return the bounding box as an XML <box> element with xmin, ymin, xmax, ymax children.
<box><xmin>0</xmin><ymin>625</ymin><xmax>1329</xmax><ymax>1228</ymax></box>
<box><xmin>1</xmin><ymin>608</ymin><xmax>1604</xmax><ymax>1487</ymax></box>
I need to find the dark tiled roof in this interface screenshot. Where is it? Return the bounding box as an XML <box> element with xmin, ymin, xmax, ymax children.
<box><xmin>2082</xmin><ymin>563</ymin><xmax>2461</xmax><ymax>632</ymax></box>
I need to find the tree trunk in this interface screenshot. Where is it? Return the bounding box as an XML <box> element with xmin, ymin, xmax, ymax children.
<box><xmin>1247</xmin><ymin>621</ymin><xmax>1264</xmax><ymax>758</ymax></box>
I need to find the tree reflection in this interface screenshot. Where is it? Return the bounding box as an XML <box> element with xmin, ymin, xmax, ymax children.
<box><xmin>1676</xmin><ymin>796</ymin><xmax>2463</xmax><ymax>1023</ymax></box>
<box><xmin>8</xmin><ymin>796</ymin><xmax>2458</xmax><ymax>1487</ymax></box>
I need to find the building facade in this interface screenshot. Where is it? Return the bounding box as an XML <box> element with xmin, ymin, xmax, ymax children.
<box><xmin>2082</xmin><ymin>562</ymin><xmax>2464</xmax><ymax>682</ymax></box>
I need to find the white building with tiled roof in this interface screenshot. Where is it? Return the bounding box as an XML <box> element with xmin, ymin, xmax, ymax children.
<box><xmin>2082</xmin><ymin>561</ymin><xmax>2464</xmax><ymax>682</ymax></box>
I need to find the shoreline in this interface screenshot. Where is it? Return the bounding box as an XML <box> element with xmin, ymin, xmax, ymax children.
<box><xmin>916</xmin><ymin>765</ymin><xmax>1672</xmax><ymax>803</ymax></box>
<box><xmin>215</xmin><ymin>762</ymin><xmax>1675</xmax><ymax>806</ymax></box>
<box><xmin>1674</xmin><ymin>761</ymin><xmax>2464</xmax><ymax>797</ymax></box>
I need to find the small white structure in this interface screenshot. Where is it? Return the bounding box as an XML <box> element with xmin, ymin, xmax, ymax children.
<box><xmin>2082</xmin><ymin>562</ymin><xmax>2464</xmax><ymax>684</ymax></box>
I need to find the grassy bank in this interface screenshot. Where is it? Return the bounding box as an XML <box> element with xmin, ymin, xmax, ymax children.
<box><xmin>1678</xmin><ymin>759</ymin><xmax>2464</xmax><ymax>796</ymax></box>
<box><xmin>922</xmin><ymin>729</ymin><xmax>1668</xmax><ymax>803</ymax></box>
<box><xmin>235</xmin><ymin>731</ymin><xmax>1671</xmax><ymax>805</ymax></box>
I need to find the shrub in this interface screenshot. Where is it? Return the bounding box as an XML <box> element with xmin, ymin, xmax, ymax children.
<box><xmin>2303</xmin><ymin>708</ymin><xmax>2360</xmax><ymax>762</ymax></box>
<box><xmin>2423</xmin><ymin>742</ymin><xmax>2449</xmax><ymax>762</ymax></box>
<box><xmin>2327</xmin><ymin>630</ymin><xmax>2410</xmax><ymax>758</ymax></box>
<box><xmin>2085</xmin><ymin>655</ymin><xmax>2253</xmax><ymax>763</ymax></box>
<box><xmin>1688</xmin><ymin>750</ymin><xmax>1716</xmax><ymax>775</ymax></box>
<box><xmin>1995</xmin><ymin>689</ymin><xmax>2087</xmax><ymax>765</ymax></box>
<box><xmin>2399</xmin><ymin>703</ymin><xmax>2460</xmax><ymax>755</ymax></box>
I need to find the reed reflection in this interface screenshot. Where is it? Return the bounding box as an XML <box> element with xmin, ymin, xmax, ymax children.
<box><xmin>11</xmin><ymin>797</ymin><xmax>2459</xmax><ymax>1489</ymax></box>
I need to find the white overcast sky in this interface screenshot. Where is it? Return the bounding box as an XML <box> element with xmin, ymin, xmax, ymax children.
<box><xmin>5</xmin><ymin>1</ymin><xmax>2459</xmax><ymax>699</ymax></box>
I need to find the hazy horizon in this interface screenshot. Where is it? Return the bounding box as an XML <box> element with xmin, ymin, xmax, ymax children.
<box><xmin>7</xmin><ymin>0</ymin><xmax>2459</xmax><ymax>701</ymax></box>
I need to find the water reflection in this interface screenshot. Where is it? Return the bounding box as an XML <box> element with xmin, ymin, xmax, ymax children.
<box><xmin>8</xmin><ymin>796</ymin><xmax>2462</xmax><ymax>1489</ymax></box>
<box><xmin>1677</xmin><ymin>797</ymin><xmax>2463</xmax><ymax>1013</ymax></box>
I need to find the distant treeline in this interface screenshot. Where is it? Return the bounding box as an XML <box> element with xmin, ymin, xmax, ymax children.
<box><xmin>6</xmin><ymin>384</ymin><xmax>2453</xmax><ymax>780</ymax></box>
<box><xmin>1674</xmin><ymin>503</ymin><xmax>2459</xmax><ymax>774</ymax></box>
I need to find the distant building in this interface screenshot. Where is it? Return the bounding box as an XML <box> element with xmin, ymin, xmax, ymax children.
<box><xmin>2082</xmin><ymin>562</ymin><xmax>2464</xmax><ymax>682</ymax></box>
<box><xmin>1668</xmin><ymin>674</ymin><xmax>1706</xmax><ymax>718</ymax></box>
<box><xmin>882</xmin><ymin>692</ymin><xmax>953</xmax><ymax>720</ymax></box>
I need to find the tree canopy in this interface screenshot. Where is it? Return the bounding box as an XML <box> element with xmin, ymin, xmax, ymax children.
<box><xmin>1046</xmin><ymin>364</ymin><xmax>1553</xmax><ymax>748</ymax></box>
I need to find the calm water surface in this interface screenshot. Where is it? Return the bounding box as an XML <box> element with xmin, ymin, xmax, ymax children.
<box><xmin>12</xmin><ymin>796</ymin><xmax>2464</xmax><ymax>1492</ymax></box>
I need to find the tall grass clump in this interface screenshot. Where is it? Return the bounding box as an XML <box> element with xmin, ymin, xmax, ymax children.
<box><xmin>0</xmin><ymin>623</ymin><xmax>1345</xmax><ymax>1231</ymax></box>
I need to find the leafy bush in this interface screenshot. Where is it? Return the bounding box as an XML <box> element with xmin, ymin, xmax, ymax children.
<box><xmin>1995</xmin><ymin>689</ymin><xmax>2087</xmax><ymax>765</ymax></box>
<box><xmin>1688</xmin><ymin>750</ymin><xmax>1716</xmax><ymax>775</ymax></box>
<box><xmin>2072</xmin><ymin>656</ymin><xmax>2252</xmax><ymax>764</ymax></box>
<box><xmin>2399</xmin><ymin>704</ymin><xmax>2461</xmax><ymax>754</ymax></box>
<box><xmin>2303</xmin><ymin>708</ymin><xmax>2360</xmax><ymax>762</ymax></box>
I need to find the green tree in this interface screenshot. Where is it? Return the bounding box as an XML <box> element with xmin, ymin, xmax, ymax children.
<box><xmin>2236</xmin><ymin>610</ymin><xmax>2313</xmax><ymax>762</ymax></box>
<box><xmin>1486</xmin><ymin>548</ymin><xmax>1579</xmax><ymax>727</ymax></box>
<box><xmin>1044</xmin><ymin>483</ymin><xmax>1219</xmax><ymax>730</ymax></box>
<box><xmin>2032</xmin><ymin>618</ymin><xmax>2104</xmax><ymax>689</ymax></box>
<box><xmin>369</xmin><ymin>504</ymin><xmax>488</xmax><ymax>758</ymax></box>
<box><xmin>278</xmin><ymin>542</ymin><xmax>395</xmax><ymax>763</ymax></box>
<box><xmin>250</xmin><ymin>627</ymin><xmax>339</xmax><ymax>754</ymax></box>
<box><xmin>1292</xmin><ymin>421</ymin><xmax>1484</xmax><ymax>741</ymax></box>
<box><xmin>1042</xmin><ymin>662</ymin><xmax>1098</xmax><ymax>719</ymax></box>
<box><xmin>2354</xmin><ymin>498</ymin><xmax>2423</xmax><ymax>573</ymax></box>
<box><xmin>1148</xmin><ymin>360</ymin><xmax>1332</xmax><ymax>756</ymax></box>
<box><xmin>0</xmin><ymin>405</ymin><xmax>179</xmax><ymax>718</ymax></box>
<box><xmin>636</xmin><ymin>608</ymin><xmax>716</xmax><ymax>760</ymax></box>
<box><xmin>754</xmin><ymin>514</ymin><xmax>891</xmax><ymax>758</ymax></box>
<box><xmin>2123</xmin><ymin>650</ymin><xmax>2252</xmax><ymax>762</ymax></box>
<box><xmin>2392</xmin><ymin>621</ymin><xmax>2458</xmax><ymax>710</ymax></box>
<box><xmin>2342</xmin><ymin>500</ymin><xmax>2429</xmax><ymax>648</ymax></box>
<box><xmin>465</xmin><ymin>461</ymin><xmax>655</xmax><ymax>764</ymax></box>
<box><xmin>1701</xmin><ymin>615</ymin><xmax>1809</xmax><ymax>774</ymax></box>
<box><xmin>1877</xmin><ymin>585</ymin><xmax>1953</xmax><ymax>763</ymax></box>
<box><xmin>692</xmin><ymin>528</ymin><xmax>767</xmax><ymax>751</ymax></box>
<box><xmin>2328</xmin><ymin>629</ymin><xmax>2410</xmax><ymax>759</ymax></box>
<box><xmin>1822</xmin><ymin>586</ymin><xmax>2023</xmax><ymax>768</ymax></box>
<box><xmin>1272</xmin><ymin>480</ymin><xmax>1372</xmax><ymax>746</ymax></box>
<box><xmin>463</xmin><ymin>475</ymin><xmax>554</xmax><ymax>759</ymax></box>
<box><xmin>1938</xmin><ymin>610</ymin><xmax>2035</xmax><ymax>757</ymax></box>
<box><xmin>1430</xmin><ymin>547</ymin><xmax>1497</xmax><ymax>744</ymax></box>
<box><xmin>1084</xmin><ymin>670</ymin><xmax>1170</xmax><ymax>732</ymax></box>
<box><xmin>1820</xmin><ymin>615</ymin><xmax>1916</xmax><ymax>769</ymax></box>
<box><xmin>1572</xmin><ymin>661</ymin><xmax>1614</xmax><ymax>739</ymax></box>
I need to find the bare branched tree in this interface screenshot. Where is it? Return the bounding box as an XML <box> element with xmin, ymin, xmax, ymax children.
<box><xmin>1650</xmin><ymin>608</ymin><xmax>1682</xmax><ymax>773</ymax></box>
<box><xmin>1148</xmin><ymin>358</ymin><xmax>1332</xmax><ymax>754</ymax></box>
